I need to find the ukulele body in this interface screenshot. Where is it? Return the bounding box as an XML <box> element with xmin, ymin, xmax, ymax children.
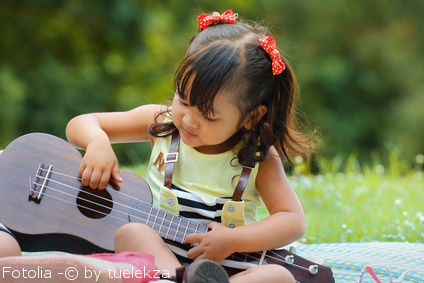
<box><xmin>0</xmin><ymin>133</ymin><xmax>151</xmax><ymax>253</ymax></box>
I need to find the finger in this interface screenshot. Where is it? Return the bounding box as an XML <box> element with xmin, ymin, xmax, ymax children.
<box><xmin>187</xmin><ymin>245</ymin><xmax>203</xmax><ymax>259</ymax></box>
<box><xmin>89</xmin><ymin>168</ymin><xmax>102</xmax><ymax>189</ymax></box>
<box><xmin>78</xmin><ymin>163</ymin><xmax>86</xmax><ymax>178</ymax></box>
<box><xmin>98</xmin><ymin>170</ymin><xmax>111</xmax><ymax>190</ymax></box>
<box><xmin>185</xmin><ymin>233</ymin><xmax>203</xmax><ymax>244</ymax></box>
<box><xmin>193</xmin><ymin>253</ymin><xmax>208</xmax><ymax>261</ymax></box>
<box><xmin>207</xmin><ymin>221</ymin><xmax>218</xmax><ymax>230</ymax></box>
<box><xmin>111</xmin><ymin>164</ymin><xmax>122</xmax><ymax>183</ymax></box>
<box><xmin>81</xmin><ymin>167</ymin><xmax>93</xmax><ymax>186</ymax></box>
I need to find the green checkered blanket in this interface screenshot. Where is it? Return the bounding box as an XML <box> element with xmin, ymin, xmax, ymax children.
<box><xmin>23</xmin><ymin>242</ymin><xmax>424</xmax><ymax>282</ymax></box>
<box><xmin>289</xmin><ymin>241</ymin><xmax>424</xmax><ymax>282</ymax></box>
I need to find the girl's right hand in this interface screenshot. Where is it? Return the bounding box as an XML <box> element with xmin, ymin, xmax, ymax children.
<box><xmin>79</xmin><ymin>140</ymin><xmax>122</xmax><ymax>189</ymax></box>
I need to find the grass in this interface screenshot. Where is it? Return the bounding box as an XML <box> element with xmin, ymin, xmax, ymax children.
<box><xmin>260</xmin><ymin>152</ymin><xmax>424</xmax><ymax>243</ymax></box>
<box><xmin>126</xmin><ymin>152</ymin><xmax>424</xmax><ymax>244</ymax></box>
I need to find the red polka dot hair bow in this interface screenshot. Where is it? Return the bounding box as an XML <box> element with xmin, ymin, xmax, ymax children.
<box><xmin>259</xmin><ymin>36</ymin><xmax>286</xmax><ymax>75</ymax></box>
<box><xmin>197</xmin><ymin>9</ymin><xmax>237</xmax><ymax>30</ymax></box>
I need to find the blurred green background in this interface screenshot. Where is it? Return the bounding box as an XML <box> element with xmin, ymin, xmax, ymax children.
<box><xmin>1</xmin><ymin>0</ymin><xmax>423</xmax><ymax>243</ymax></box>
<box><xmin>1</xmin><ymin>0</ymin><xmax>423</xmax><ymax>167</ymax></box>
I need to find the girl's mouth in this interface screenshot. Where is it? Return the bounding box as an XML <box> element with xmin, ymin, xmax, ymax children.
<box><xmin>181</xmin><ymin>127</ymin><xmax>197</xmax><ymax>138</ymax></box>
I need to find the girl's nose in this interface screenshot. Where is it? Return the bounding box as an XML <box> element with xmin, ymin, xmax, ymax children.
<box><xmin>182</xmin><ymin>112</ymin><xmax>199</xmax><ymax>129</ymax></box>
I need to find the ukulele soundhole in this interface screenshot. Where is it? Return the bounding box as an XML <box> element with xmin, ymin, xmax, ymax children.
<box><xmin>76</xmin><ymin>187</ymin><xmax>113</xmax><ymax>219</ymax></box>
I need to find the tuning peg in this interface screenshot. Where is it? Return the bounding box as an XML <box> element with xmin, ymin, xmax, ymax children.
<box><xmin>285</xmin><ymin>255</ymin><xmax>294</xmax><ymax>264</ymax></box>
<box><xmin>308</xmin><ymin>265</ymin><xmax>318</xmax><ymax>274</ymax></box>
<box><xmin>289</xmin><ymin>246</ymin><xmax>296</xmax><ymax>254</ymax></box>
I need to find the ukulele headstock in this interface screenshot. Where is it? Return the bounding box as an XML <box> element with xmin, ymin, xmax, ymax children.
<box><xmin>260</xmin><ymin>248</ymin><xmax>333</xmax><ymax>282</ymax></box>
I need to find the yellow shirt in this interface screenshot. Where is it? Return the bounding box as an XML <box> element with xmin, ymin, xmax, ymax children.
<box><xmin>145</xmin><ymin>133</ymin><xmax>263</xmax><ymax>225</ymax></box>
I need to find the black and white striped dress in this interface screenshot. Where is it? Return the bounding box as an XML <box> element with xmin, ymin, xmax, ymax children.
<box><xmin>163</xmin><ymin>184</ymin><xmax>261</xmax><ymax>273</ymax></box>
<box><xmin>145</xmin><ymin>133</ymin><xmax>263</xmax><ymax>273</ymax></box>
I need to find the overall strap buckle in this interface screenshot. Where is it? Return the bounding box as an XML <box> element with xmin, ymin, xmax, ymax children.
<box><xmin>164</xmin><ymin>130</ymin><xmax>180</xmax><ymax>189</ymax></box>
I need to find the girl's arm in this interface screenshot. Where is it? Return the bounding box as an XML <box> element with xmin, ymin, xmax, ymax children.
<box><xmin>231</xmin><ymin>146</ymin><xmax>306</xmax><ymax>250</ymax></box>
<box><xmin>66</xmin><ymin>104</ymin><xmax>167</xmax><ymax>146</ymax></box>
<box><xmin>65</xmin><ymin>104</ymin><xmax>166</xmax><ymax>189</ymax></box>
<box><xmin>185</xmin><ymin>146</ymin><xmax>305</xmax><ymax>261</ymax></box>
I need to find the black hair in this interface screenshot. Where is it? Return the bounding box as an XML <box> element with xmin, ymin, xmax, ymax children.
<box><xmin>149</xmin><ymin>20</ymin><xmax>315</xmax><ymax>166</ymax></box>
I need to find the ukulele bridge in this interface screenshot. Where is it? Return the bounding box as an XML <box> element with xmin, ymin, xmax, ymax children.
<box><xmin>29</xmin><ymin>163</ymin><xmax>53</xmax><ymax>202</ymax></box>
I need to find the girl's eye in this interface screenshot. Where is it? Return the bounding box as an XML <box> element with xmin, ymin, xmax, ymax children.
<box><xmin>205</xmin><ymin>116</ymin><xmax>217</xmax><ymax>122</ymax></box>
<box><xmin>179</xmin><ymin>99</ymin><xmax>188</xmax><ymax>106</ymax></box>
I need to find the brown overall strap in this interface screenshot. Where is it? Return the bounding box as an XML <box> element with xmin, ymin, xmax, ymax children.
<box><xmin>164</xmin><ymin>130</ymin><xmax>254</xmax><ymax>201</ymax></box>
<box><xmin>231</xmin><ymin>164</ymin><xmax>254</xmax><ymax>201</ymax></box>
<box><xmin>164</xmin><ymin>130</ymin><xmax>180</xmax><ymax>189</ymax></box>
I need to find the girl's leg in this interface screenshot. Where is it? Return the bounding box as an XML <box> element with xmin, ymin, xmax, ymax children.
<box><xmin>0</xmin><ymin>230</ymin><xmax>21</xmax><ymax>258</ymax></box>
<box><xmin>114</xmin><ymin>222</ymin><xmax>181</xmax><ymax>278</ymax></box>
<box><xmin>0</xmin><ymin>145</ymin><xmax>20</xmax><ymax>257</ymax></box>
<box><xmin>230</xmin><ymin>264</ymin><xmax>295</xmax><ymax>283</ymax></box>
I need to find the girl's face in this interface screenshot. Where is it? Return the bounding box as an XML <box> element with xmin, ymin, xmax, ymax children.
<box><xmin>171</xmin><ymin>91</ymin><xmax>243</xmax><ymax>154</ymax></box>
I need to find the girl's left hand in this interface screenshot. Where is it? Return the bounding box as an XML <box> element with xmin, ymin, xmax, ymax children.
<box><xmin>185</xmin><ymin>222</ymin><xmax>235</xmax><ymax>262</ymax></box>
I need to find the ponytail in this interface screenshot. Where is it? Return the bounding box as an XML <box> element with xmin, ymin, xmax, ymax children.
<box><xmin>272</xmin><ymin>63</ymin><xmax>316</xmax><ymax>164</ymax></box>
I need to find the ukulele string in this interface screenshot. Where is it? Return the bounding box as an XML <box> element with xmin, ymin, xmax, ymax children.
<box><xmin>31</xmin><ymin>180</ymin><xmax>198</xmax><ymax>238</ymax></box>
<box><xmin>34</xmin><ymin>171</ymin><xmax>191</xmax><ymax>227</ymax></box>
<box><xmin>35</xmin><ymin>174</ymin><xmax>161</xmax><ymax>220</ymax></box>
<box><xmin>261</xmin><ymin>251</ymin><xmax>313</xmax><ymax>272</ymax></box>
<box><xmin>36</xmin><ymin>169</ymin><xmax>209</xmax><ymax>233</ymax></box>
<box><xmin>36</xmin><ymin>169</ymin><xmax>211</xmax><ymax>235</ymax></box>
<box><xmin>30</xmin><ymin>182</ymin><xmax>303</xmax><ymax>270</ymax></box>
<box><xmin>34</xmin><ymin>170</ymin><xmax>299</xmax><ymax>267</ymax></box>
<box><xmin>29</xmin><ymin>184</ymin><xmax>204</xmax><ymax>246</ymax></box>
<box><xmin>230</xmin><ymin>250</ymin><xmax>310</xmax><ymax>272</ymax></box>
<box><xmin>38</xmin><ymin>169</ymin><xmax>149</xmax><ymax>203</ymax></box>
<box><xmin>30</xmin><ymin>183</ymin><xmax>310</xmax><ymax>278</ymax></box>
<box><xmin>33</xmin><ymin>174</ymin><xmax>297</xmax><ymax>267</ymax></box>
<box><xmin>30</xmin><ymin>186</ymin><xmax>130</xmax><ymax>224</ymax></box>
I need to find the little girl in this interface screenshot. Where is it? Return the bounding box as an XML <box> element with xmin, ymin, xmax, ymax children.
<box><xmin>66</xmin><ymin>9</ymin><xmax>314</xmax><ymax>283</ymax></box>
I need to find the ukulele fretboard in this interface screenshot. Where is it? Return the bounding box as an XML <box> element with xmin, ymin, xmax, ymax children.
<box><xmin>129</xmin><ymin>200</ymin><xmax>209</xmax><ymax>244</ymax></box>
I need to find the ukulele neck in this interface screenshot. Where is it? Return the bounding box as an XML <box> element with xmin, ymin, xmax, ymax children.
<box><xmin>136</xmin><ymin>202</ymin><xmax>209</xmax><ymax>244</ymax></box>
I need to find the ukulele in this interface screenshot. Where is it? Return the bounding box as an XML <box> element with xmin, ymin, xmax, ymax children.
<box><xmin>0</xmin><ymin>133</ymin><xmax>334</xmax><ymax>282</ymax></box>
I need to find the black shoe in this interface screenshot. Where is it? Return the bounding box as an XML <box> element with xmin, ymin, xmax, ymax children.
<box><xmin>182</xmin><ymin>259</ymin><xmax>229</xmax><ymax>283</ymax></box>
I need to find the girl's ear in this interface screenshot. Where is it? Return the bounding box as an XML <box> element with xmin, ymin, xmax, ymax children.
<box><xmin>242</xmin><ymin>105</ymin><xmax>267</xmax><ymax>130</ymax></box>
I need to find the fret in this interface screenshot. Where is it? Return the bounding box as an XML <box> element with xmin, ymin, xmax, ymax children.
<box><xmin>146</xmin><ymin>206</ymin><xmax>153</xmax><ymax>227</ymax></box>
<box><xmin>258</xmin><ymin>250</ymin><xmax>267</xmax><ymax>265</ymax></box>
<box><xmin>165</xmin><ymin>214</ymin><xmax>174</xmax><ymax>240</ymax></box>
<box><xmin>163</xmin><ymin>212</ymin><xmax>173</xmax><ymax>239</ymax></box>
<box><xmin>173</xmin><ymin>217</ymin><xmax>182</xmax><ymax>242</ymax></box>
<box><xmin>182</xmin><ymin>220</ymin><xmax>190</xmax><ymax>243</ymax></box>
<box><xmin>187</xmin><ymin>221</ymin><xmax>198</xmax><ymax>236</ymax></box>
<box><xmin>169</xmin><ymin>214</ymin><xmax>177</xmax><ymax>239</ymax></box>
<box><xmin>158</xmin><ymin>210</ymin><xmax>166</xmax><ymax>235</ymax></box>
<box><xmin>152</xmin><ymin>209</ymin><xmax>160</xmax><ymax>232</ymax></box>
<box><xmin>202</xmin><ymin>224</ymin><xmax>209</xmax><ymax>234</ymax></box>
